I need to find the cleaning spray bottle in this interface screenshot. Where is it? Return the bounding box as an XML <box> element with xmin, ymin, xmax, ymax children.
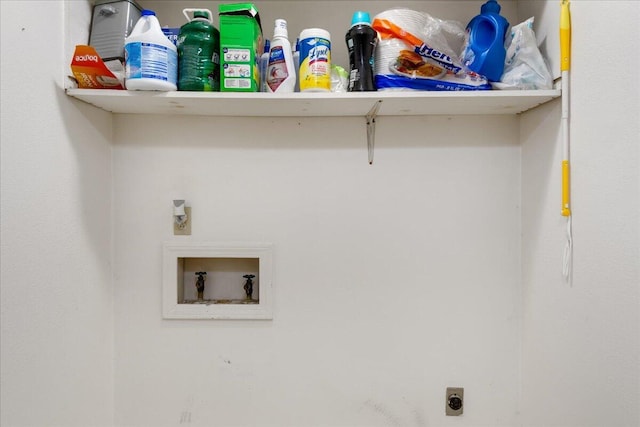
<box><xmin>462</xmin><ymin>0</ymin><xmax>509</xmax><ymax>82</ymax></box>
<box><xmin>266</xmin><ymin>19</ymin><xmax>296</xmax><ymax>93</ymax></box>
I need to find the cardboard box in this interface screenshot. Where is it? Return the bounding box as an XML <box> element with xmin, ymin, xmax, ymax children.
<box><xmin>70</xmin><ymin>45</ymin><xmax>125</xmax><ymax>89</ymax></box>
<box><xmin>219</xmin><ymin>3</ymin><xmax>263</xmax><ymax>92</ymax></box>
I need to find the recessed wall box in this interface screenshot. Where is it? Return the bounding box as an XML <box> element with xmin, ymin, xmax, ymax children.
<box><xmin>89</xmin><ymin>0</ymin><xmax>142</xmax><ymax>61</ymax></box>
<box><xmin>163</xmin><ymin>242</ymin><xmax>273</xmax><ymax>320</ymax></box>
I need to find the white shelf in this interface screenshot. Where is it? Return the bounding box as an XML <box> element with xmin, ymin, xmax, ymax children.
<box><xmin>65</xmin><ymin>88</ymin><xmax>560</xmax><ymax>117</ymax></box>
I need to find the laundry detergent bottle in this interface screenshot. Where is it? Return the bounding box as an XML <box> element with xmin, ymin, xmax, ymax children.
<box><xmin>345</xmin><ymin>11</ymin><xmax>377</xmax><ymax>92</ymax></box>
<box><xmin>463</xmin><ymin>0</ymin><xmax>509</xmax><ymax>82</ymax></box>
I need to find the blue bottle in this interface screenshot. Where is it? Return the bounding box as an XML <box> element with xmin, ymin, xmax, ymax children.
<box><xmin>463</xmin><ymin>0</ymin><xmax>509</xmax><ymax>82</ymax></box>
<box><xmin>259</xmin><ymin>39</ymin><xmax>270</xmax><ymax>92</ymax></box>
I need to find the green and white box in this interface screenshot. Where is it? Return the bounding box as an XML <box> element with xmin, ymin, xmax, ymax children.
<box><xmin>219</xmin><ymin>3</ymin><xmax>263</xmax><ymax>92</ymax></box>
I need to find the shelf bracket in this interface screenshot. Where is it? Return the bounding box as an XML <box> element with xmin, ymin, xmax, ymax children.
<box><xmin>365</xmin><ymin>100</ymin><xmax>383</xmax><ymax>165</ymax></box>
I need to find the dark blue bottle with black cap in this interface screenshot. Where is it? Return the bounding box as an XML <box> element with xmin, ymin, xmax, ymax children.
<box><xmin>463</xmin><ymin>0</ymin><xmax>509</xmax><ymax>82</ymax></box>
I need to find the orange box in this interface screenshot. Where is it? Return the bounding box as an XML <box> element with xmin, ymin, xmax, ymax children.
<box><xmin>70</xmin><ymin>45</ymin><xmax>124</xmax><ymax>89</ymax></box>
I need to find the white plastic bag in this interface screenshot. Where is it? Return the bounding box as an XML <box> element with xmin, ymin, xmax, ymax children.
<box><xmin>331</xmin><ymin>65</ymin><xmax>348</xmax><ymax>92</ymax></box>
<box><xmin>372</xmin><ymin>9</ymin><xmax>491</xmax><ymax>91</ymax></box>
<box><xmin>493</xmin><ymin>17</ymin><xmax>553</xmax><ymax>90</ymax></box>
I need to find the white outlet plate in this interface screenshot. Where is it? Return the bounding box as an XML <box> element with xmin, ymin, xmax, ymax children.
<box><xmin>173</xmin><ymin>206</ymin><xmax>191</xmax><ymax>235</ymax></box>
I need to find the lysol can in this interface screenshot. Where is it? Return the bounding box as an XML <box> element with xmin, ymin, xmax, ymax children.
<box><xmin>299</xmin><ymin>28</ymin><xmax>331</xmax><ymax>92</ymax></box>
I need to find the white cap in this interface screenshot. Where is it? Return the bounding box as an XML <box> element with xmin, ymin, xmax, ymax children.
<box><xmin>274</xmin><ymin>19</ymin><xmax>288</xmax><ymax>38</ymax></box>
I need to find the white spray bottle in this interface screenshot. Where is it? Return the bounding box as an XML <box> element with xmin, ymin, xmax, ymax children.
<box><xmin>266</xmin><ymin>19</ymin><xmax>296</xmax><ymax>93</ymax></box>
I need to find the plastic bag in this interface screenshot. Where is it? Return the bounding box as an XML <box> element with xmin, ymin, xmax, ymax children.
<box><xmin>331</xmin><ymin>65</ymin><xmax>348</xmax><ymax>92</ymax></box>
<box><xmin>492</xmin><ymin>17</ymin><xmax>553</xmax><ymax>90</ymax></box>
<box><xmin>372</xmin><ymin>9</ymin><xmax>490</xmax><ymax>91</ymax></box>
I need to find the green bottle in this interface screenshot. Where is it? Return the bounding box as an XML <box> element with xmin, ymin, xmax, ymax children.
<box><xmin>177</xmin><ymin>9</ymin><xmax>220</xmax><ymax>91</ymax></box>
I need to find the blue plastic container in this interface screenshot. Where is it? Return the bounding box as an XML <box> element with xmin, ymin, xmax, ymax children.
<box><xmin>463</xmin><ymin>0</ymin><xmax>509</xmax><ymax>82</ymax></box>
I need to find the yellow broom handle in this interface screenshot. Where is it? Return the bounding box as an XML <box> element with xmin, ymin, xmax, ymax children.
<box><xmin>560</xmin><ymin>0</ymin><xmax>571</xmax><ymax>72</ymax></box>
<box><xmin>561</xmin><ymin>0</ymin><xmax>571</xmax><ymax>217</ymax></box>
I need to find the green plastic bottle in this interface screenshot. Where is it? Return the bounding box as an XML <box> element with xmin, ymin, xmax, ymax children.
<box><xmin>177</xmin><ymin>9</ymin><xmax>220</xmax><ymax>91</ymax></box>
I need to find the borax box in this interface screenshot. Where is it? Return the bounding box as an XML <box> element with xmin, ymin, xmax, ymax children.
<box><xmin>219</xmin><ymin>3</ymin><xmax>263</xmax><ymax>92</ymax></box>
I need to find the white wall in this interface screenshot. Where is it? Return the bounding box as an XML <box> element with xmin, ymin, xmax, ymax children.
<box><xmin>112</xmin><ymin>3</ymin><xmax>523</xmax><ymax>424</ymax></box>
<box><xmin>1</xmin><ymin>1</ymin><xmax>638</xmax><ymax>426</ymax></box>
<box><xmin>112</xmin><ymin>113</ymin><xmax>522</xmax><ymax>426</ymax></box>
<box><xmin>0</xmin><ymin>1</ymin><xmax>114</xmax><ymax>426</ymax></box>
<box><xmin>520</xmin><ymin>2</ymin><xmax>640</xmax><ymax>426</ymax></box>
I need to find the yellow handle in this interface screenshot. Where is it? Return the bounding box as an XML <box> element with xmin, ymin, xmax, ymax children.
<box><xmin>562</xmin><ymin>160</ymin><xmax>571</xmax><ymax>216</ymax></box>
<box><xmin>560</xmin><ymin>0</ymin><xmax>571</xmax><ymax>71</ymax></box>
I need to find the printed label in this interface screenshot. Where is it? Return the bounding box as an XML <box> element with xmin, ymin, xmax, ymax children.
<box><xmin>415</xmin><ymin>43</ymin><xmax>461</xmax><ymax>74</ymax></box>
<box><xmin>266</xmin><ymin>46</ymin><xmax>289</xmax><ymax>92</ymax></box>
<box><xmin>223</xmin><ymin>48</ymin><xmax>251</xmax><ymax>63</ymax></box>
<box><xmin>299</xmin><ymin>36</ymin><xmax>331</xmax><ymax>91</ymax></box>
<box><xmin>224</xmin><ymin>63</ymin><xmax>251</xmax><ymax>78</ymax></box>
<box><xmin>70</xmin><ymin>45</ymin><xmax>124</xmax><ymax>89</ymax></box>
<box><xmin>162</xmin><ymin>28</ymin><xmax>180</xmax><ymax>46</ymax></box>
<box><xmin>125</xmin><ymin>42</ymin><xmax>177</xmax><ymax>84</ymax></box>
<box><xmin>224</xmin><ymin>78</ymin><xmax>251</xmax><ymax>89</ymax></box>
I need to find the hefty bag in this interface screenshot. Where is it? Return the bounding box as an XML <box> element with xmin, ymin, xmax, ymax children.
<box><xmin>372</xmin><ymin>9</ymin><xmax>491</xmax><ymax>91</ymax></box>
<box><xmin>70</xmin><ymin>45</ymin><xmax>124</xmax><ymax>89</ymax></box>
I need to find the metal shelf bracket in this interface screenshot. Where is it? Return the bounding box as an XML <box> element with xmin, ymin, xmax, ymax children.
<box><xmin>366</xmin><ymin>100</ymin><xmax>383</xmax><ymax>164</ymax></box>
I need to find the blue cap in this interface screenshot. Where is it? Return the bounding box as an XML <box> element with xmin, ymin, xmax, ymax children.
<box><xmin>141</xmin><ymin>9</ymin><xmax>156</xmax><ymax>16</ymax></box>
<box><xmin>481</xmin><ymin>0</ymin><xmax>501</xmax><ymax>14</ymax></box>
<box><xmin>351</xmin><ymin>11</ymin><xmax>371</xmax><ymax>27</ymax></box>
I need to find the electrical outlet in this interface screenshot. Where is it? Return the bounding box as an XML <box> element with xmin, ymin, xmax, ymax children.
<box><xmin>173</xmin><ymin>206</ymin><xmax>191</xmax><ymax>235</ymax></box>
<box><xmin>446</xmin><ymin>387</ymin><xmax>464</xmax><ymax>416</ymax></box>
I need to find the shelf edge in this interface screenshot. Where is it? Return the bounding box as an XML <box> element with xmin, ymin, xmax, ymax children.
<box><xmin>65</xmin><ymin>88</ymin><xmax>561</xmax><ymax>117</ymax></box>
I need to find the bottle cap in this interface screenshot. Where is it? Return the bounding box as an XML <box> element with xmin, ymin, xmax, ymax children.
<box><xmin>350</xmin><ymin>11</ymin><xmax>371</xmax><ymax>27</ymax></box>
<box><xmin>481</xmin><ymin>0</ymin><xmax>501</xmax><ymax>14</ymax></box>
<box><xmin>194</xmin><ymin>11</ymin><xmax>209</xmax><ymax>20</ymax></box>
<box><xmin>141</xmin><ymin>9</ymin><xmax>156</xmax><ymax>16</ymax></box>
<box><xmin>274</xmin><ymin>19</ymin><xmax>288</xmax><ymax>39</ymax></box>
<box><xmin>263</xmin><ymin>39</ymin><xmax>270</xmax><ymax>54</ymax></box>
